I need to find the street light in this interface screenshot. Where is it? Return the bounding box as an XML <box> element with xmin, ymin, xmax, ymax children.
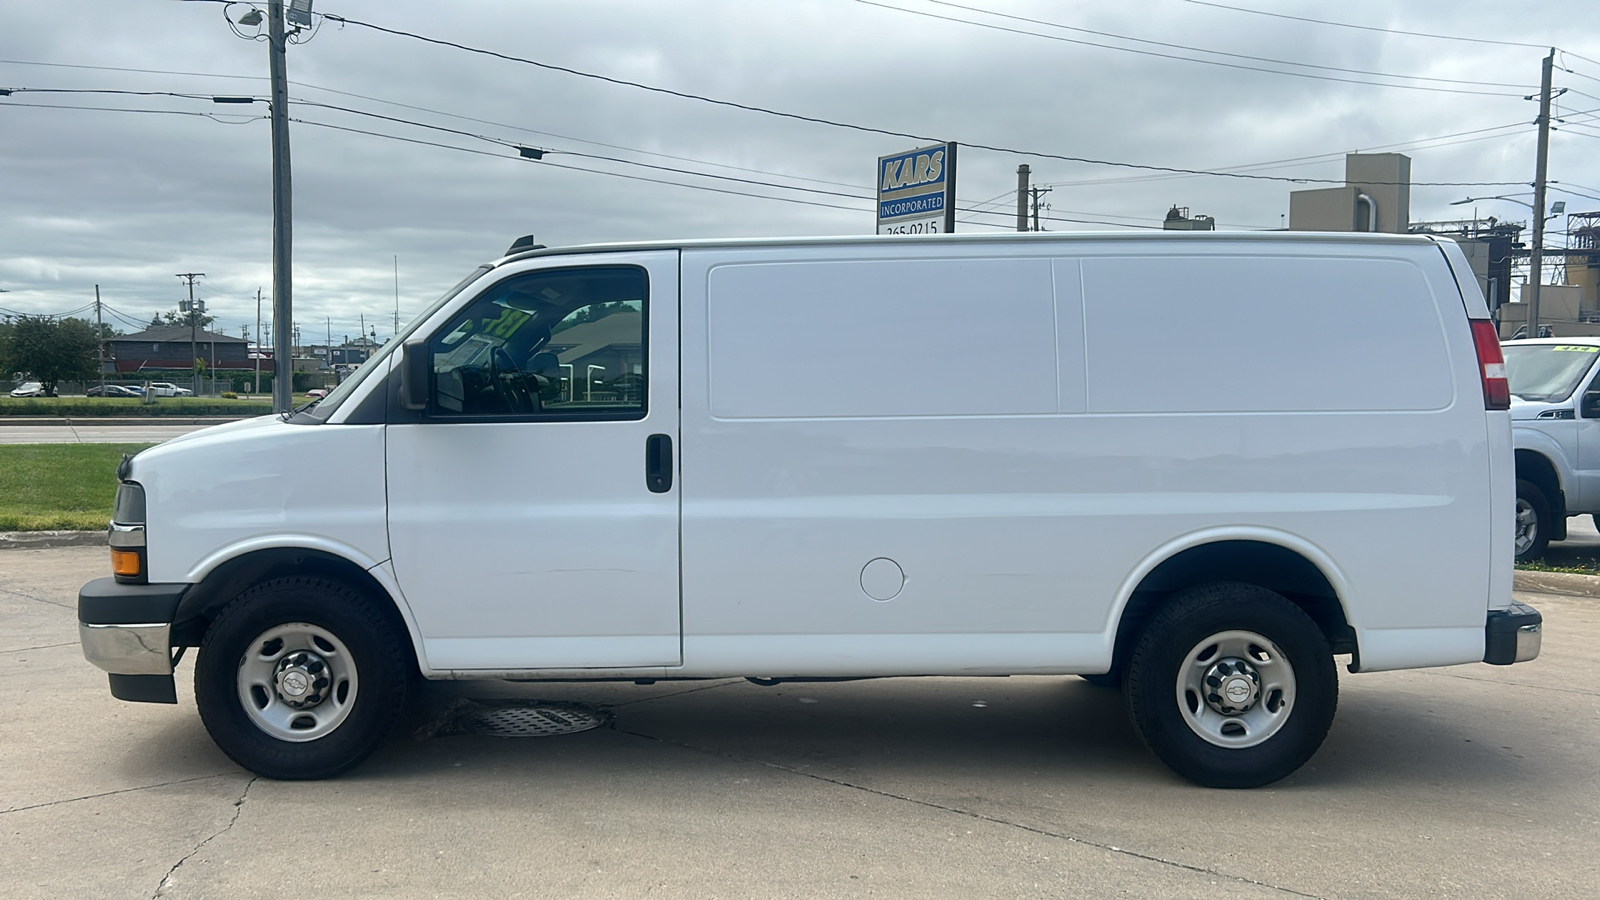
<box><xmin>1451</xmin><ymin>195</ymin><xmax>1565</xmax><ymax>218</ymax></box>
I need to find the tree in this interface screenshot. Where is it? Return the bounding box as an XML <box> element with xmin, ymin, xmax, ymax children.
<box><xmin>160</xmin><ymin>308</ymin><xmax>215</xmax><ymax>329</ymax></box>
<box><xmin>0</xmin><ymin>315</ymin><xmax>101</xmax><ymax>396</ymax></box>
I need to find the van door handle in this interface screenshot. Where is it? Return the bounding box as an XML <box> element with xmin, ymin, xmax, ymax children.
<box><xmin>645</xmin><ymin>433</ymin><xmax>673</xmax><ymax>494</ymax></box>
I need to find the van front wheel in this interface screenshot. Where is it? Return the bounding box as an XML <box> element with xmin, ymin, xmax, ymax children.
<box><xmin>195</xmin><ymin>577</ymin><xmax>412</xmax><ymax>780</ymax></box>
<box><xmin>1125</xmin><ymin>583</ymin><xmax>1336</xmax><ymax>788</ymax></box>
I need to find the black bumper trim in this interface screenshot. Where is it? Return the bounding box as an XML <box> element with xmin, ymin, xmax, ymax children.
<box><xmin>79</xmin><ymin>577</ymin><xmax>188</xmax><ymax>625</ymax></box>
<box><xmin>1485</xmin><ymin>602</ymin><xmax>1542</xmax><ymax>665</ymax></box>
<box><xmin>109</xmin><ymin>673</ymin><xmax>177</xmax><ymax>704</ymax></box>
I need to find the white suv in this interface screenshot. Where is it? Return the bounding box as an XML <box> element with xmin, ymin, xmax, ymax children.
<box><xmin>146</xmin><ymin>382</ymin><xmax>194</xmax><ymax>397</ymax></box>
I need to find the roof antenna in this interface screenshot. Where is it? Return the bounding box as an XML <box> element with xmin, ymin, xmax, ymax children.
<box><xmin>506</xmin><ymin>235</ymin><xmax>545</xmax><ymax>256</ymax></box>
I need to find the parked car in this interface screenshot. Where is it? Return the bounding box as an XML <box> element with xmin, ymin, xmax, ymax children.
<box><xmin>86</xmin><ymin>384</ymin><xmax>143</xmax><ymax>398</ymax></box>
<box><xmin>1503</xmin><ymin>337</ymin><xmax>1600</xmax><ymax>559</ymax></box>
<box><xmin>77</xmin><ymin>231</ymin><xmax>1540</xmax><ymax>788</ymax></box>
<box><xmin>304</xmin><ymin>389</ymin><xmax>329</xmax><ymax>399</ymax></box>
<box><xmin>146</xmin><ymin>382</ymin><xmax>193</xmax><ymax>397</ymax></box>
<box><xmin>9</xmin><ymin>382</ymin><xmax>45</xmax><ymax>397</ymax></box>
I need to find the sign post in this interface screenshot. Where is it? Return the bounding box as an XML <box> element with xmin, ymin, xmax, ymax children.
<box><xmin>876</xmin><ymin>143</ymin><xmax>957</xmax><ymax>235</ymax></box>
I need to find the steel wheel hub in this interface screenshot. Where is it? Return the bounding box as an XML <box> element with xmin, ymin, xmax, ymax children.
<box><xmin>273</xmin><ymin>649</ymin><xmax>331</xmax><ymax>709</ymax></box>
<box><xmin>237</xmin><ymin>622</ymin><xmax>358</xmax><ymax>743</ymax></box>
<box><xmin>1176</xmin><ymin>629</ymin><xmax>1296</xmax><ymax>749</ymax></box>
<box><xmin>1202</xmin><ymin>658</ymin><xmax>1261</xmax><ymax>715</ymax></box>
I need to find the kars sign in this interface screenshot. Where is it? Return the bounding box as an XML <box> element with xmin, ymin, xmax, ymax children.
<box><xmin>876</xmin><ymin>142</ymin><xmax>957</xmax><ymax>235</ymax></box>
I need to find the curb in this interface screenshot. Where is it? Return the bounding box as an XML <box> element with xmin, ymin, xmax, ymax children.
<box><xmin>0</xmin><ymin>417</ymin><xmax>249</xmax><ymax>426</ymax></box>
<box><xmin>1513</xmin><ymin>569</ymin><xmax>1600</xmax><ymax>599</ymax></box>
<box><xmin>0</xmin><ymin>531</ymin><xmax>106</xmax><ymax>550</ymax></box>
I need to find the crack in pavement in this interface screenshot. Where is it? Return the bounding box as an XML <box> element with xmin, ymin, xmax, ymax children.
<box><xmin>152</xmin><ymin>776</ymin><xmax>257</xmax><ymax>899</ymax></box>
<box><xmin>0</xmin><ymin>584</ymin><xmax>75</xmax><ymax>611</ymax></box>
<box><xmin>0</xmin><ymin>641</ymin><xmax>78</xmax><ymax>654</ymax></box>
<box><xmin>612</xmin><ymin>726</ymin><xmax>1325</xmax><ymax>898</ymax></box>
<box><xmin>3</xmin><ymin>774</ymin><xmax>233</xmax><ymax>815</ymax></box>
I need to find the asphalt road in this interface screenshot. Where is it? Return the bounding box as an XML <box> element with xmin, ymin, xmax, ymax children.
<box><xmin>3</xmin><ymin>547</ymin><xmax>1597</xmax><ymax>899</ymax></box>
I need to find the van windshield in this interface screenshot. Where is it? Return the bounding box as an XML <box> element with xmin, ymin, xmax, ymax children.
<box><xmin>1503</xmin><ymin>343</ymin><xmax>1600</xmax><ymax>402</ymax></box>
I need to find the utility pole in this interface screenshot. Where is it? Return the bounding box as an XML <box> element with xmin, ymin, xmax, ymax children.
<box><xmin>1029</xmin><ymin>185</ymin><xmax>1053</xmax><ymax>232</ymax></box>
<box><xmin>94</xmin><ymin>285</ymin><xmax>106</xmax><ymax>395</ymax></box>
<box><xmin>1016</xmin><ymin>164</ymin><xmax>1030</xmax><ymax>232</ymax></box>
<box><xmin>176</xmin><ymin>272</ymin><xmax>205</xmax><ymax>396</ymax></box>
<box><xmin>255</xmin><ymin>287</ymin><xmax>263</xmax><ymax>396</ymax></box>
<box><xmin>1527</xmin><ymin>49</ymin><xmax>1555</xmax><ymax>339</ymax></box>
<box><xmin>269</xmin><ymin>0</ymin><xmax>294</xmax><ymax>414</ymax></box>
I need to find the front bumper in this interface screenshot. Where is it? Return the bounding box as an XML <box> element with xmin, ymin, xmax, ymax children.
<box><xmin>78</xmin><ymin>577</ymin><xmax>189</xmax><ymax>703</ymax></box>
<box><xmin>1484</xmin><ymin>602</ymin><xmax>1542</xmax><ymax>665</ymax></box>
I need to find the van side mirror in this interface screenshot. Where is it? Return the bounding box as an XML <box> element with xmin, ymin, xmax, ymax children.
<box><xmin>399</xmin><ymin>337</ymin><xmax>430</xmax><ymax>411</ymax></box>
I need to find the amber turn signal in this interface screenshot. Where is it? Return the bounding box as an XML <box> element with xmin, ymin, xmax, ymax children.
<box><xmin>111</xmin><ymin>548</ymin><xmax>142</xmax><ymax>578</ymax></box>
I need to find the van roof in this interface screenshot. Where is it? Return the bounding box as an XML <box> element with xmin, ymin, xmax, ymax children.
<box><xmin>494</xmin><ymin>230</ymin><xmax>1451</xmax><ymax>267</ymax></box>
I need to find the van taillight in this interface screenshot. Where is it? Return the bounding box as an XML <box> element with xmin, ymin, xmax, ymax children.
<box><xmin>1471</xmin><ymin>320</ymin><xmax>1510</xmax><ymax>410</ymax></box>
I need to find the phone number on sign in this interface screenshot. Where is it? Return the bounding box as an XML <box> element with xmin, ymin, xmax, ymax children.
<box><xmin>879</xmin><ymin>220</ymin><xmax>943</xmax><ymax>235</ymax></box>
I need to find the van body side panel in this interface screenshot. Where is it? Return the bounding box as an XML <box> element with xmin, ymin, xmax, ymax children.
<box><xmin>681</xmin><ymin>246</ymin><xmax>1102</xmax><ymax>673</ymax></box>
<box><xmin>1078</xmin><ymin>246</ymin><xmax>1489</xmax><ymax>670</ymax></box>
<box><xmin>679</xmin><ymin>240</ymin><xmax>1491</xmax><ymax>676</ymax></box>
<box><xmin>140</xmin><ymin>420</ymin><xmax>390</xmax><ymax>584</ymax></box>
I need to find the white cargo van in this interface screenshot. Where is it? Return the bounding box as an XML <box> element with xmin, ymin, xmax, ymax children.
<box><xmin>79</xmin><ymin>232</ymin><xmax>1540</xmax><ymax>788</ymax></box>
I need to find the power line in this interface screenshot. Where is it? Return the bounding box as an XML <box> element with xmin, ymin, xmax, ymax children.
<box><xmin>856</xmin><ymin>0</ymin><xmax>1528</xmax><ymax>97</ymax></box>
<box><xmin>0</xmin><ymin>60</ymin><xmax>875</xmax><ymax>191</ymax></box>
<box><xmin>1040</xmin><ymin>121</ymin><xmax>1535</xmax><ymax>189</ymax></box>
<box><xmin>2</xmin><ymin>87</ymin><xmax>265</xmax><ymax>101</ymax></box>
<box><xmin>291</xmin><ymin>117</ymin><xmax>875</xmax><ymax>215</ymax></box>
<box><xmin>293</xmin><ymin>99</ymin><xmax>877</xmax><ymax>202</ymax></box>
<box><xmin>0</xmin><ymin>99</ymin><xmax>265</xmax><ymax>123</ymax></box>
<box><xmin>886</xmin><ymin>0</ymin><xmax>1534</xmax><ymax>91</ymax></box>
<box><xmin>1180</xmin><ymin>0</ymin><xmax>1558</xmax><ymax>51</ymax></box>
<box><xmin>315</xmin><ymin>11</ymin><xmax>1529</xmax><ymax>187</ymax></box>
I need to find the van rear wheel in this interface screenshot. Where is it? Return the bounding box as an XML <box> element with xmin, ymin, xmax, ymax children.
<box><xmin>195</xmin><ymin>577</ymin><xmax>412</xmax><ymax>780</ymax></box>
<box><xmin>1515</xmin><ymin>479</ymin><xmax>1551</xmax><ymax>561</ymax></box>
<box><xmin>1124</xmin><ymin>582</ymin><xmax>1336</xmax><ymax>788</ymax></box>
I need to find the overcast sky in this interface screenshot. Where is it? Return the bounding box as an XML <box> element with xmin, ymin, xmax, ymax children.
<box><xmin>3</xmin><ymin>0</ymin><xmax>1598</xmax><ymax>346</ymax></box>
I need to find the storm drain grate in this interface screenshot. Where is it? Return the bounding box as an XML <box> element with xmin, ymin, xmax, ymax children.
<box><xmin>466</xmin><ymin>705</ymin><xmax>604</xmax><ymax>737</ymax></box>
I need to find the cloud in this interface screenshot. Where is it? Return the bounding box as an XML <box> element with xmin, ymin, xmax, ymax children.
<box><xmin>1</xmin><ymin>0</ymin><xmax>1594</xmax><ymax>342</ymax></box>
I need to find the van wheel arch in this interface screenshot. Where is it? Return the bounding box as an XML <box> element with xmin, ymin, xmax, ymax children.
<box><xmin>173</xmin><ymin>548</ymin><xmax>415</xmax><ymax>670</ymax></box>
<box><xmin>1102</xmin><ymin>541</ymin><xmax>1353</xmax><ymax>687</ymax></box>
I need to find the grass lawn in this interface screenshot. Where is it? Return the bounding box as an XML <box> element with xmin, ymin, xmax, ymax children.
<box><xmin>0</xmin><ymin>396</ymin><xmax>278</xmax><ymax>417</ymax></box>
<box><xmin>0</xmin><ymin>443</ymin><xmax>156</xmax><ymax>531</ymax></box>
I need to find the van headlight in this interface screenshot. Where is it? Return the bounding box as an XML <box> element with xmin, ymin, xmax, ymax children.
<box><xmin>109</xmin><ymin>482</ymin><xmax>147</xmax><ymax>584</ymax></box>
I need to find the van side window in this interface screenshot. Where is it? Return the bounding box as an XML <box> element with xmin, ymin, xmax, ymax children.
<box><xmin>425</xmin><ymin>265</ymin><xmax>647</xmax><ymax>419</ymax></box>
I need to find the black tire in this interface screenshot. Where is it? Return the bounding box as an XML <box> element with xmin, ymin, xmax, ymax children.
<box><xmin>195</xmin><ymin>576</ymin><xmax>413</xmax><ymax>780</ymax></box>
<box><xmin>1124</xmin><ymin>582</ymin><xmax>1336</xmax><ymax>789</ymax></box>
<box><xmin>1515</xmin><ymin>479</ymin><xmax>1551</xmax><ymax>562</ymax></box>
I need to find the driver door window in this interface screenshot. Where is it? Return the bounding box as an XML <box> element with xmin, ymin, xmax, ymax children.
<box><xmin>427</xmin><ymin>266</ymin><xmax>647</xmax><ymax>419</ymax></box>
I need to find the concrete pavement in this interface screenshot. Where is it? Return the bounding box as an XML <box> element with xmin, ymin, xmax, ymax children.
<box><xmin>3</xmin><ymin>547</ymin><xmax>1597</xmax><ymax>898</ymax></box>
<box><xmin>0</xmin><ymin>423</ymin><xmax>213</xmax><ymax>444</ymax></box>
